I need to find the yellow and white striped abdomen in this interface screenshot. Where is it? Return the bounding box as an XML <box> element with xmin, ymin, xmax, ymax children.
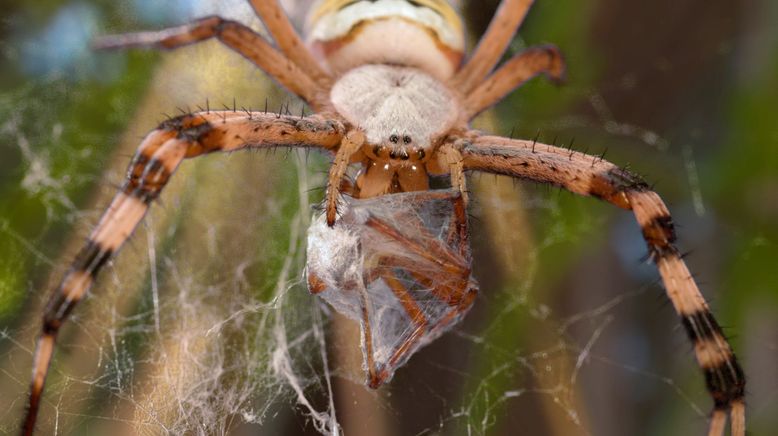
<box><xmin>305</xmin><ymin>0</ymin><xmax>464</xmax><ymax>80</ymax></box>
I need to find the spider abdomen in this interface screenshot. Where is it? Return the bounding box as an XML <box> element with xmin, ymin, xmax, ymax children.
<box><xmin>306</xmin><ymin>0</ymin><xmax>464</xmax><ymax>80</ymax></box>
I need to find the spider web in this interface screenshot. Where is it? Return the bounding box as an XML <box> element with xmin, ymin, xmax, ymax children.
<box><xmin>1</xmin><ymin>0</ymin><xmax>777</xmax><ymax>435</ymax></box>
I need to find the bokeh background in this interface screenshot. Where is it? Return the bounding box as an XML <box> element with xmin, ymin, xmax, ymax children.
<box><xmin>1</xmin><ymin>0</ymin><xmax>776</xmax><ymax>435</ymax></box>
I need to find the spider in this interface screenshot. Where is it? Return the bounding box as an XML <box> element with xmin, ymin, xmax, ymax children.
<box><xmin>21</xmin><ymin>0</ymin><xmax>746</xmax><ymax>435</ymax></box>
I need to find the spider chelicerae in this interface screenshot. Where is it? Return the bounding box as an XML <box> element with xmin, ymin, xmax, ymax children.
<box><xmin>21</xmin><ymin>1</ymin><xmax>746</xmax><ymax>435</ymax></box>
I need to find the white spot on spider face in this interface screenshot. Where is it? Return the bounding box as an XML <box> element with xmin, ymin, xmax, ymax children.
<box><xmin>384</xmin><ymin>164</ymin><xmax>390</xmax><ymax>170</ymax></box>
<box><xmin>306</xmin><ymin>190</ymin><xmax>477</xmax><ymax>382</ymax></box>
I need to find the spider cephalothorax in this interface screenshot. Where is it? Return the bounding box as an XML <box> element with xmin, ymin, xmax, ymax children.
<box><xmin>330</xmin><ymin>64</ymin><xmax>461</xmax><ymax>199</ymax></box>
<box><xmin>21</xmin><ymin>1</ymin><xmax>745</xmax><ymax>435</ymax></box>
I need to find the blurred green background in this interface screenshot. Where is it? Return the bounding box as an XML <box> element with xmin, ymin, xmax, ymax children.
<box><xmin>0</xmin><ymin>0</ymin><xmax>776</xmax><ymax>435</ymax></box>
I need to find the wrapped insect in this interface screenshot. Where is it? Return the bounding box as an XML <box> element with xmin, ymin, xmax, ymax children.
<box><xmin>307</xmin><ymin>190</ymin><xmax>478</xmax><ymax>386</ymax></box>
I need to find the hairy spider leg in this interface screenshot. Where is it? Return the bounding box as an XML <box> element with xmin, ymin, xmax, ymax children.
<box><xmin>459</xmin><ymin>133</ymin><xmax>746</xmax><ymax>436</ymax></box>
<box><xmin>93</xmin><ymin>16</ymin><xmax>328</xmax><ymax>108</ymax></box>
<box><xmin>450</xmin><ymin>0</ymin><xmax>534</xmax><ymax>92</ymax></box>
<box><xmin>248</xmin><ymin>0</ymin><xmax>332</xmax><ymax>87</ymax></box>
<box><xmin>21</xmin><ymin>112</ymin><xmax>344</xmax><ymax>436</ymax></box>
<box><xmin>464</xmin><ymin>45</ymin><xmax>566</xmax><ymax>118</ymax></box>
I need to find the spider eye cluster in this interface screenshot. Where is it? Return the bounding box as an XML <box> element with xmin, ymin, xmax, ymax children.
<box><xmin>388</xmin><ymin>134</ymin><xmax>413</xmax><ymax>145</ymax></box>
<box><xmin>372</xmin><ymin>143</ymin><xmax>426</xmax><ymax>161</ymax></box>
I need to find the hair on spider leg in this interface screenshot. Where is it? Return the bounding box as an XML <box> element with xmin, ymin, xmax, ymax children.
<box><xmin>566</xmin><ymin>137</ymin><xmax>576</xmax><ymax>159</ymax></box>
<box><xmin>531</xmin><ymin>130</ymin><xmax>541</xmax><ymax>153</ymax></box>
<box><xmin>678</xmin><ymin>249</ymin><xmax>695</xmax><ymax>261</ymax></box>
<box><xmin>304</xmin><ymin>185</ymin><xmax>326</xmax><ymax>195</ymax></box>
<box><xmin>274</xmin><ymin>101</ymin><xmax>294</xmax><ymax>118</ymax></box>
<box><xmin>597</xmin><ymin>148</ymin><xmax>608</xmax><ymax>164</ymax></box>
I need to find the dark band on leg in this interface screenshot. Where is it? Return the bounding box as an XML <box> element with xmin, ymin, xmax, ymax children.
<box><xmin>704</xmin><ymin>359</ymin><xmax>746</xmax><ymax>409</ymax></box>
<box><xmin>680</xmin><ymin>309</ymin><xmax>724</xmax><ymax>343</ymax></box>
<box><xmin>122</xmin><ymin>157</ymin><xmax>172</xmax><ymax>203</ymax></box>
<box><xmin>72</xmin><ymin>240</ymin><xmax>113</xmax><ymax>275</ymax></box>
<box><xmin>640</xmin><ymin>214</ymin><xmax>679</xmax><ymax>260</ymax></box>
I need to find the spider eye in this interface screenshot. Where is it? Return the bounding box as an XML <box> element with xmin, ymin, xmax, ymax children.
<box><xmin>389</xmin><ymin>150</ymin><xmax>398</xmax><ymax>159</ymax></box>
<box><xmin>417</xmin><ymin>149</ymin><xmax>426</xmax><ymax>160</ymax></box>
<box><xmin>373</xmin><ymin>145</ymin><xmax>384</xmax><ymax>156</ymax></box>
<box><xmin>403</xmin><ymin>135</ymin><xmax>412</xmax><ymax>144</ymax></box>
<box><xmin>389</xmin><ymin>134</ymin><xmax>399</xmax><ymax>144</ymax></box>
<box><xmin>400</xmin><ymin>150</ymin><xmax>410</xmax><ymax>160</ymax></box>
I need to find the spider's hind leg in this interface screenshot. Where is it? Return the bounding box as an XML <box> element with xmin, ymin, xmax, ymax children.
<box><xmin>451</xmin><ymin>0</ymin><xmax>535</xmax><ymax>92</ymax></box>
<box><xmin>94</xmin><ymin>16</ymin><xmax>325</xmax><ymax>106</ymax></box>
<box><xmin>464</xmin><ymin>45</ymin><xmax>566</xmax><ymax>119</ymax></box>
<box><xmin>248</xmin><ymin>0</ymin><xmax>331</xmax><ymax>87</ymax></box>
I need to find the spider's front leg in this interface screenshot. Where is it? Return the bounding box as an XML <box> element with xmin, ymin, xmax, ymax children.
<box><xmin>457</xmin><ymin>133</ymin><xmax>746</xmax><ymax>436</ymax></box>
<box><xmin>325</xmin><ymin>130</ymin><xmax>366</xmax><ymax>226</ymax></box>
<box><xmin>21</xmin><ymin>111</ymin><xmax>344</xmax><ymax>436</ymax></box>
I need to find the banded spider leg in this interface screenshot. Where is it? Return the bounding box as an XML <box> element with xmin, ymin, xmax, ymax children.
<box><xmin>93</xmin><ymin>5</ymin><xmax>330</xmax><ymax>108</ymax></box>
<box><xmin>22</xmin><ymin>1</ymin><xmax>342</xmax><ymax>433</ymax></box>
<box><xmin>456</xmin><ymin>132</ymin><xmax>747</xmax><ymax>436</ymax></box>
<box><xmin>21</xmin><ymin>112</ymin><xmax>345</xmax><ymax>434</ymax></box>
